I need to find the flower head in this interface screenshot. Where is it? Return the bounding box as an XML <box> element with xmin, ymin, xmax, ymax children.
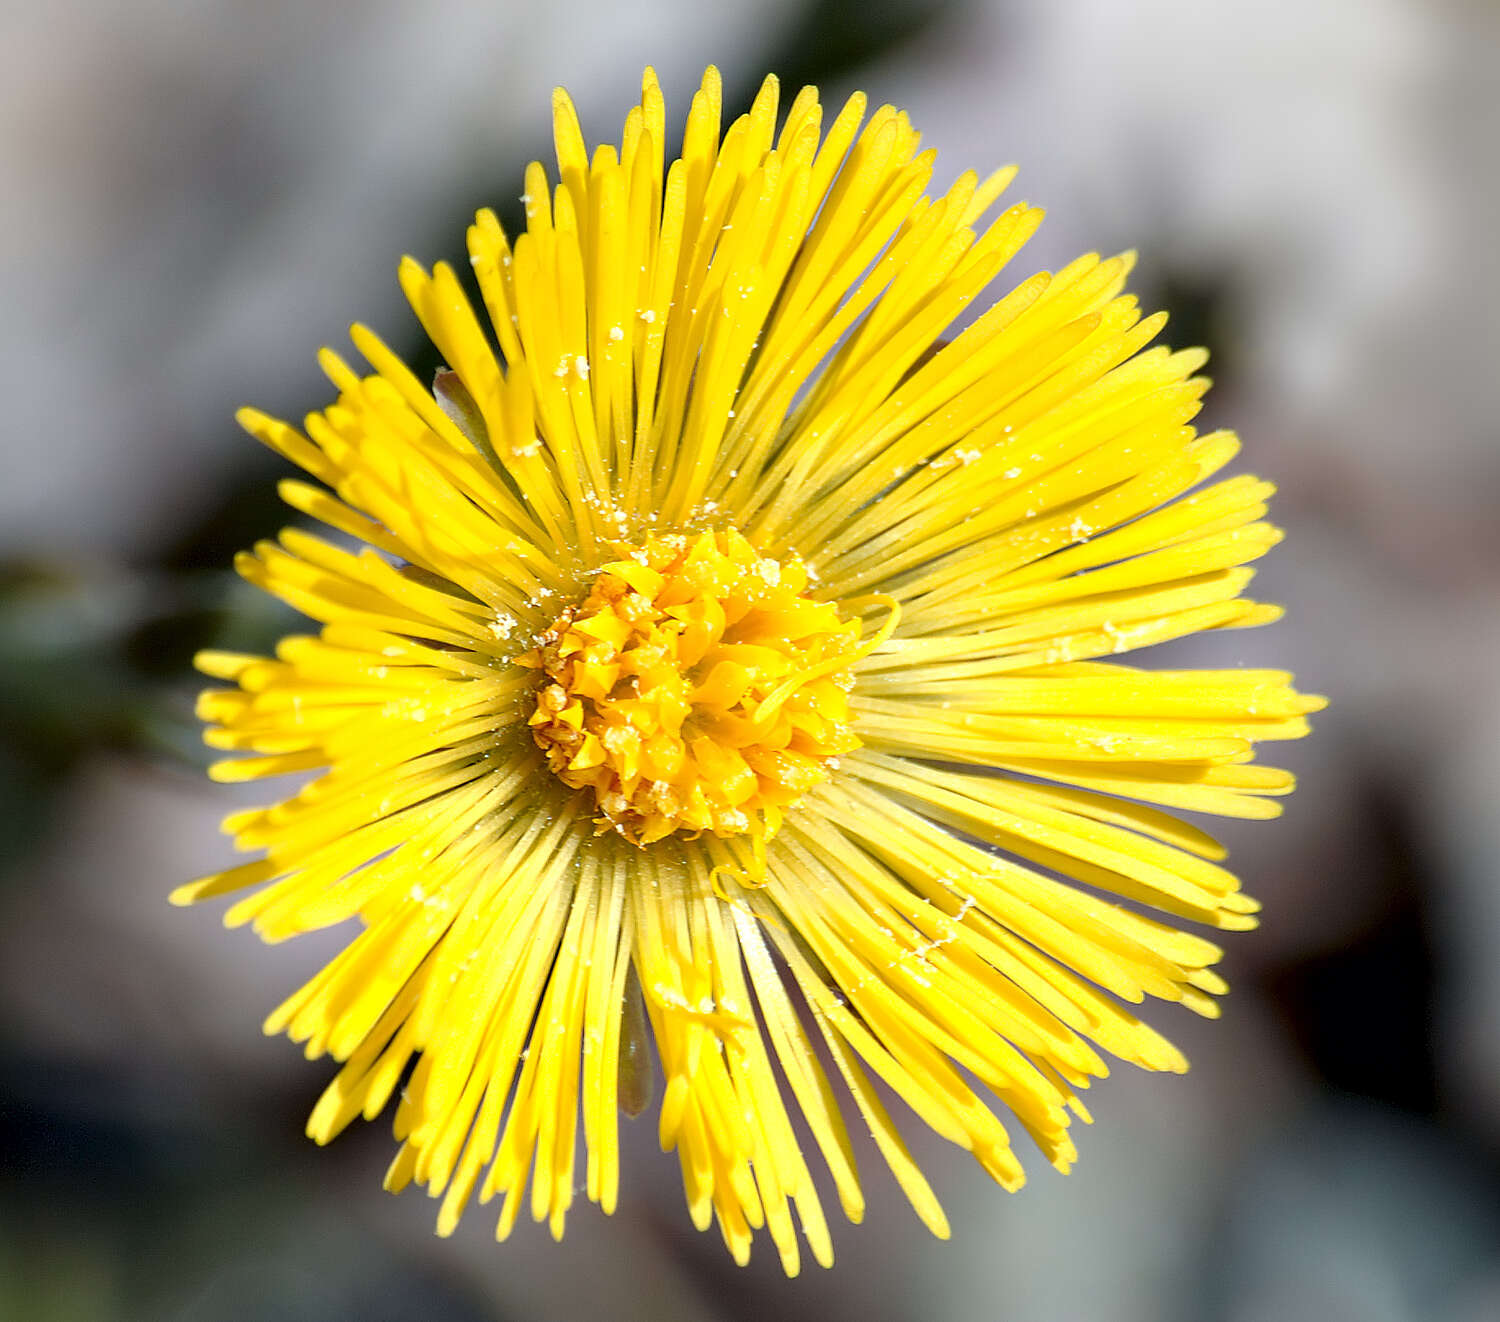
<box><xmin>176</xmin><ymin>66</ymin><xmax>1324</xmax><ymax>1274</ymax></box>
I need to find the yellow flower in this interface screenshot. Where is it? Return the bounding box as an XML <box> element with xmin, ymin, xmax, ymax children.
<box><xmin>175</xmin><ymin>66</ymin><xmax>1324</xmax><ymax>1274</ymax></box>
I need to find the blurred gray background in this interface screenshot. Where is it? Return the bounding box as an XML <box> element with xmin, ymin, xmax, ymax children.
<box><xmin>3</xmin><ymin>1</ymin><xmax>1498</xmax><ymax>1319</ymax></box>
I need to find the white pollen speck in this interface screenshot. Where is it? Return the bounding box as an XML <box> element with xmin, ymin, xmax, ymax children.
<box><xmin>574</xmin><ymin>355</ymin><xmax>590</xmax><ymax>379</ymax></box>
<box><xmin>502</xmin><ymin>255</ymin><xmax>512</xmax><ymax>268</ymax></box>
<box><xmin>520</xmin><ymin>192</ymin><xmax>532</xmax><ymax>204</ymax></box>
<box><xmin>554</xmin><ymin>356</ymin><xmax>571</xmax><ymax>379</ymax></box>
<box><xmin>468</xmin><ymin>253</ymin><xmax>482</xmax><ymax>267</ymax></box>
<box><xmin>1003</xmin><ymin>467</ymin><xmax>1022</xmax><ymax>479</ymax></box>
<box><xmin>608</xmin><ymin>325</ymin><xmax>624</xmax><ymax>342</ymax></box>
<box><xmin>1068</xmin><ymin>517</ymin><xmax>1091</xmax><ymax>541</ymax></box>
<box><xmin>639</xmin><ymin>309</ymin><xmax>656</xmax><ymax>324</ymax></box>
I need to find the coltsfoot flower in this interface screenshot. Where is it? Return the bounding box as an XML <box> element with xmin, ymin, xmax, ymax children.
<box><xmin>176</xmin><ymin>66</ymin><xmax>1324</xmax><ymax>1274</ymax></box>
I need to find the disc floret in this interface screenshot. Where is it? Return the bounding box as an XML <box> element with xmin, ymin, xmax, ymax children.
<box><xmin>523</xmin><ymin>529</ymin><xmax>864</xmax><ymax>845</ymax></box>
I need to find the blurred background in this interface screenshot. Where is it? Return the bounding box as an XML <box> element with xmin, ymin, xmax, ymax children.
<box><xmin>3</xmin><ymin>1</ymin><xmax>1498</xmax><ymax>1318</ymax></box>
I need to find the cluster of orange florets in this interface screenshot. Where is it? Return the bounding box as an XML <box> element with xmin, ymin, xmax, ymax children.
<box><xmin>522</xmin><ymin>529</ymin><xmax>863</xmax><ymax>845</ymax></box>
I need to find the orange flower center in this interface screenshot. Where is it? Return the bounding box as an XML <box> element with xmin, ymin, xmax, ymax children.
<box><xmin>522</xmin><ymin>530</ymin><xmax>866</xmax><ymax>846</ymax></box>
